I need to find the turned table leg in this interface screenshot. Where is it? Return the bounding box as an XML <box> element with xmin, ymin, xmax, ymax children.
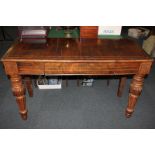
<box><xmin>10</xmin><ymin>75</ymin><xmax>27</xmax><ymax>120</ymax></box>
<box><xmin>24</xmin><ymin>76</ymin><xmax>33</xmax><ymax>97</ymax></box>
<box><xmin>117</xmin><ymin>77</ymin><xmax>127</xmax><ymax>97</ymax></box>
<box><xmin>125</xmin><ymin>74</ymin><xmax>144</xmax><ymax>118</ymax></box>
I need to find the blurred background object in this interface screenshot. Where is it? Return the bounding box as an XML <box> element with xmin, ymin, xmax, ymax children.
<box><xmin>0</xmin><ymin>26</ymin><xmax>18</xmax><ymax>41</ymax></box>
<box><xmin>18</xmin><ymin>26</ymin><xmax>50</xmax><ymax>43</ymax></box>
<box><xmin>61</xmin><ymin>26</ymin><xmax>78</xmax><ymax>38</ymax></box>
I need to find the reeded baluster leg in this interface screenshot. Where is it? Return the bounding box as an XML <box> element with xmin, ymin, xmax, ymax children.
<box><xmin>125</xmin><ymin>74</ymin><xmax>144</xmax><ymax>118</ymax></box>
<box><xmin>117</xmin><ymin>77</ymin><xmax>127</xmax><ymax>97</ymax></box>
<box><xmin>24</xmin><ymin>76</ymin><xmax>33</xmax><ymax>97</ymax></box>
<box><xmin>10</xmin><ymin>75</ymin><xmax>27</xmax><ymax>120</ymax></box>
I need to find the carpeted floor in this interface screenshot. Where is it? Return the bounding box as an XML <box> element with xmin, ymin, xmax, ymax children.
<box><xmin>0</xmin><ymin>41</ymin><xmax>155</xmax><ymax>129</ymax></box>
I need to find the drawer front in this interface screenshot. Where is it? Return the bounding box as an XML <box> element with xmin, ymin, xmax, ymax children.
<box><xmin>79</xmin><ymin>62</ymin><xmax>140</xmax><ymax>74</ymax></box>
<box><xmin>17</xmin><ymin>62</ymin><xmax>44</xmax><ymax>74</ymax></box>
<box><xmin>45</xmin><ymin>62</ymin><xmax>140</xmax><ymax>75</ymax></box>
<box><xmin>45</xmin><ymin>63</ymin><xmax>81</xmax><ymax>74</ymax></box>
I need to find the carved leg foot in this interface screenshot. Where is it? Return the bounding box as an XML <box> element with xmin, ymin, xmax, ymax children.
<box><xmin>117</xmin><ymin>77</ymin><xmax>127</xmax><ymax>97</ymax></box>
<box><xmin>125</xmin><ymin>74</ymin><xmax>144</xmax><ymax>118</ymax></box>
<box><xmin>10</xmin><ymin>75</ymin><xmax>27</xmax><ymax>120</ymax></box>
<box><xmin>24</xmin><ymin>76</ymin><xmax>33</xmax><ymax>97</ymax></box>
<box><xmin>20</xmin><ymin>111</ymin><xmax>28</xmax><ymax>120</ymax></box>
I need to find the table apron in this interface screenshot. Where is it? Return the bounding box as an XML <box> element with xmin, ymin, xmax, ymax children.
<box><xmin>17</xmin><ymin>62</ymin><xmax>44</xmax><ymax>75</ymax></box>
<box><xmin>44</xmin><ymin>62</ymin><xmax>141</xmax><ymax>75</ymax></box>
<box><xmin>4</xmin><ymin>61</ymin><xmax>149</xmax><ymax>76</ymax></box>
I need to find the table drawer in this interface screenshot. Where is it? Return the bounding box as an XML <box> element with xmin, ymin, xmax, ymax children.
<box><xmin>45</xmin><ymin>62</ymin><xmax>140</xmax><ymax>75</ymax></box>
<box><xmin>17</xmin><ymin>62</ymin><xmax>44</xmax><ymax>74</ymax></box>
<box><xmin>45</xmin><ymin>63</ymin><xmax>81</xmax><ymax>74</ymax></box>
<box><xmin>79</xmin><ymin>62</ymin><xmax>140</xmax><ymax>74</ymax></box>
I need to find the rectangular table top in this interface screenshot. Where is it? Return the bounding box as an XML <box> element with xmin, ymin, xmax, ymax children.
<box><xmin>2</xmin><ymin>38</ymin><xmax>152</xmax><ymax>62</ymax></box>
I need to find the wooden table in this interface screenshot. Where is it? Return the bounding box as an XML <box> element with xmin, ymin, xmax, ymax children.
<box><xmin>1</xmin><ymin>38</ymin><xmax>153</xmax><ymax>120</ymax></box>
